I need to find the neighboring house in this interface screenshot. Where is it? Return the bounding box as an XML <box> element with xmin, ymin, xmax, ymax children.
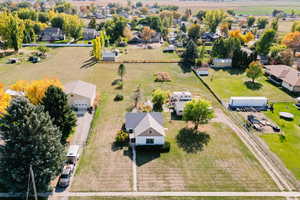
<box><xmin>103</xmin><ymin>51</ymin><xmax>117</xmax><ymax>61</ymax></box>
<box><xmin>211</xmin><ymin>58</ymin><xmax>232</xmax><ymax>68</ymax></box>
<box><xmin>128</xmin><ymin>32</ymin><xmax>162</xmax><ymax>44</ymax></box>
<box><xmin>201</xmin><ymin>32</ymin><xmax>220</xmax><ymax>42</ymax></box>
<box><xmin>265</xmin><ymin>65</ymin><xmax>300</xmax><ymax>93</ymax></box>
<box><xmin>125</xmin><ymin>112</ymin><xmax>165</xmax><ymax>146</ymax></box>
<box><xmin>64</xmin><ymin>80</ymin><xmax>96</xmax><ymax>111</ymax></box>
<box><xmin>40</xmin><ymin>28</ymin><xmax>65</xmax><ymax>41</ymax></box>
<box><xmin>5</xmin><ymin>89</ymin><xmax>25</xmax><ymax>97</ymax></box>
<box><xmin>83</xmin><ymin>28</ymin><xmax>99</xmax><ymax>40</ymax></box>
<box><xmin>257</xmin><ymin>55</ymin><xmax>269</xmax><ymax>65</ymax></box>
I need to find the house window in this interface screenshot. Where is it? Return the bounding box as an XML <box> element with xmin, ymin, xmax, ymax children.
<box><xmin>146</xmin><ymin>138</ymin><xmax>154</xmax><ymax>144</ymax></box>
<box><xmin>149</xmin><ymin>130</ymin><xmax>152</xmax><ymax>134</ymax></box>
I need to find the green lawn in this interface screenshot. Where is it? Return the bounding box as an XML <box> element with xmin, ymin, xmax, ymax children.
<box><xmin>201</xmin><ymin>68</ymin><xmax>294</xmax><ymax>103</ymax></box>
<box><xmin>261</xmin><ymin>102</ymin><xmax>300</xmax><ymax>180</ymax></box>
<box><xmin>70</xmin><ymin>197</ymin><xmax>285</xmax><ymax>200</ymax></box>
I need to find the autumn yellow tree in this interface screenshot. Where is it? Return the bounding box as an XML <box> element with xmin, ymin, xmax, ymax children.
<box><xmin>0</xmin><ymin>83</ymin><xmax>11</xmax><ymax>115</ymax></box>
<box><xmin>229</xmin><ymin>30</ymin><xmax>254</xmax><ymax>44</ymax></box>
<box><xmin>141</xmin><ymin>26</ymin><xmax>155</xmax><ymax>46</ymax></box>
<box><xmin>25</xmin><ymin>79</ymin><xmax>62</xmax><ymax>104</ymax></box>
<box><xmin>244</xmin><ymin>32</ymin><xmax>255</xmax><ymax>43</ymax></box>
<box><xmin>123</xmin><ymin>26</ymin><xmax>133</xmax><ymax>41</ymax></box>
<box><xmin>9</xmin><ymin>80</ymin><xmax>30</xmax><ymax>92</ymax></box>
<box><xmin>282</xmin><ymin>31</ymin><xmax>300</xmax><ymax>56</ymax></box>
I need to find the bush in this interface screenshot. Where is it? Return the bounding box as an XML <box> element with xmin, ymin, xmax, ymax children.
<box><xmin>115</xmin><ymin>130</ymin><xmax>129</xmax><ymax>145</ymax></box>
<box><xmin>154</xmin><ymin>72</ymin><xmax>171</xmax><ymax>82</ymax></box>
<box><xmin>161</xmin><ymin>141</ymin><xmax>170</xmax><ymax>153</ymax></box>
<box><xmin>114</xmin><ymin>94</ymin><xmax>124</xmax><ymax>101</ymax></box>
<box><xmin>116</xmin><ymin>81</ymin><xmax>123</xmax><ymax>89</ymax></box>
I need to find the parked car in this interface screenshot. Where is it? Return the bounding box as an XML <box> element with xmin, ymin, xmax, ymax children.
<box><xmin>58</xmin><ymin>166</ymin><xmax>72</xmax><ymax>187</ymax></box>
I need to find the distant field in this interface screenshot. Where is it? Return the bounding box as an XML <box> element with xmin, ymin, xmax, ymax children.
<box><xmin>72</xmin><ymin>0</ymin><xmax>300</xmax><ymax>16</ymax></box>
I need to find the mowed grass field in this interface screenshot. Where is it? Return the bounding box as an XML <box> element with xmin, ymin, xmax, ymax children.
<box><xmin>0</xmin><ymin>47</ymin><xmax>277</xmax><ymax>192</ymax></box>
<box><xmin>201</xmin><ymin>68</ymin><xmax>294</xmax><ymax>103</ymax></box>
<box><xmin>262</xmin><ymin>103</ymin><xmax>300</xmax><ymax>180</ymax></box>
<box><xmin>137</xmin><ymin>121</ymin><xmax>277</xmax><ymax>191</ymax></box>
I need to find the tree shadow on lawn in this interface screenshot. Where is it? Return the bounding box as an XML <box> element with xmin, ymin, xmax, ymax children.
<box><xmin>81</xmin><ymin>57</ymin><xmax>97</xmax><ymax>69</ymax></box>
<box><xmin>176</xmin><ymin>128</ymin><xmax>210</xmax><ymax>153</ymax></box>
<box><xmin>136</xmin><ymin>150</ymin><xmax>160</xmax><ymax>167</ymax></box>
<box><xmin>244</xmin><ymin>81</ymin><xmax>263</xmax><ymax>90</ymax></box>
<box><xmin>214</xmin><ymin>67</ymin><xmax>245</xmax><ymax>75</ymax></box>
<box><xmin>178</xmin><ymin>62</ymin><xmax>192</xmax><ymax>73</ymax></box>
<box><xmin>111</xmin><ymin>79</ymin><xmax>121</xmax><ymax>86</ymax></box>
<box><xmin>170</xmin><ymin>111</ymin><xmax>183</xmax><ymax>121</ymax></box>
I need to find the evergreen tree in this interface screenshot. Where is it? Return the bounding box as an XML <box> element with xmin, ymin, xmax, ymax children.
<box><xmin>118</xmin><ymin>64</ymin><xmax>126</xmax><ymax>81</ymax></box>
<box><xmin>182</xmin><ymin>40</ymin><xmax>199</xmax><ymax>65</ymax></box>
<box><xmin>41</xmin><ymin>85</ymin><xmax>77</xmax><ymax>143</ymax></box>
<box><xmin>88</xmin><ymin>18</ymin><xmax>97</xmax><ymax>29</ymax></box>
<box><xmin>0</xmin><ymin>97</ymin><xmax>64</xmax><ymax>192</ymax></box>
<box><xmin>256</xmin><ymin>29</ymin><xmax>276</xmax><ymax>56</ymax></box>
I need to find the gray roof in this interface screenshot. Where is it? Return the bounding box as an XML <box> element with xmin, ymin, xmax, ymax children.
<box><xmin>134</xmin><ymin>113</ymin><xmax>165</xmax><ymax>136</ymax></box>
<box><xmin>64</xmin><ymin>80</ymin><xmax>96</xmax><ymax>99</ymax></box>
<box><xmin>125</xmin><ymin>112</ymin><xmax>164</xmax><ymax>136</ymax></box>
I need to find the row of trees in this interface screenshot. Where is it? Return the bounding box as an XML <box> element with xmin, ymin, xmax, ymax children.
<box><xmin>0</xmin><ymin>9</ymin><xmax>83</xmax><ymax>51</ymax></box>
<box><xmin>92</xmin><ymin>31</ymin><xmax>107</xmax><ymax>61</ymax></box>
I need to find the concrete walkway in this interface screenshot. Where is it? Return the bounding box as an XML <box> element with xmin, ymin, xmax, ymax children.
<box><xmin>132</xmin><ymin>146</ymin><xmax>138</xmax><ymax>192</ymax></box>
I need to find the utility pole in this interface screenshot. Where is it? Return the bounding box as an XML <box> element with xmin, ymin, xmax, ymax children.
<box><xmin>29</xmin><ymin>165</ymin><xmax>38</xmax><ymax>200</ymax></box>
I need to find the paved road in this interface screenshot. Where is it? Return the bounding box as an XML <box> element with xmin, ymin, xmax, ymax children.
<box><xmin>3</xmin><ymin>191</ymin><xmax>300</xmax><ymax>198</ymax></box>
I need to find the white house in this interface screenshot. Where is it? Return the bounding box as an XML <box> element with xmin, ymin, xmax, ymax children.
<box><xmin>5</xmin><ymin>89</ymin><xmax>25</xmax><ymax>97</ymax></box>
<box><xmin>125</xmin><ymin>112</ymin><xmax>165</xmax><ymax>146</ymax></box>
<box><xmin>64</xmin><ymin>80</ymin><xmax>96</xmax><ymax>111</ymax></box>
<box><xmin>211</xmin><ymin>58</ymin><xmax>232</xmax><ymax>68</ymax></box>
<box><xmin>103</xmin><ymin>51</ymin><xmax>117</xmax><ymax>61</ymax></box>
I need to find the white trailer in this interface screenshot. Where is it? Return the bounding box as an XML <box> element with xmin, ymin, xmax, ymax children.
<box><xmin>229</xmin><ymin>97</ymin><xmax>268</xmax><ymax>109</ymax></box>
<box><xmin>66</xmin><ymin>145</ymin><xmax>80</xmax><ymax>164</ymax></box>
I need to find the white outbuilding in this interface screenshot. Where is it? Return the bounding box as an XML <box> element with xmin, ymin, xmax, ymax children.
<box><xmin>211</xmin><ymin>58</ymin><xmax>232</xmax><ymax>68</ymax></box>
<box><xmin>64</xmin><ymin>80</ymin><xmax>96</xmax><ymax>111</ymax></box>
